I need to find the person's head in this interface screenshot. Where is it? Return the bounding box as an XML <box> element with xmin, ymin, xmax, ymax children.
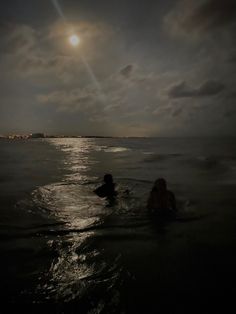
<box><xmin>154</xmin><ymin>178</ymin><xmax>167</xmax><ymax>192</ymax></box>
<box><xmin>104</xmin><ymin>173</ymin><xmax>113</xmax><ymax>184</ymax></box>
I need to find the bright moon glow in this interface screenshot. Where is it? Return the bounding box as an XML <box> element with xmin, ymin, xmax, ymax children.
<box><xmin>69</xmin><ymin>35</ymin><xmax>80</xmax><ymax>46</ymax></box>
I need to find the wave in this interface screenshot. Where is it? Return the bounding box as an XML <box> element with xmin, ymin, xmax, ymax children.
<box><xmin>143</xmin><ymin>153</ymin><xmax>183</xmax><ymax>163</ymax></box>
<box><xmin>143</xmin><ymin>153</ymin><xmax>236</xmax><ymax>175</ymax></box>
<box><xmin>182</xmin><ymin>155</ymin><xmax>231</xmax><ymax>172</ymax></box>
<box><xmin>104</xmin><ymin>147</ymin><xmax>130</xmax><ymax>153</ymax></box>
<box><xmin>94</xmin><ymin>146</ymin><xmax>131</xmax><ymax>153</ymax></box>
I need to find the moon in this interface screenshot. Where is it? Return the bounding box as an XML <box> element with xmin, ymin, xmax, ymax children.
<box><xmin>69</xmin><ymin>34</ymin><xmax>80</xmax><ymax>46</ymax></box>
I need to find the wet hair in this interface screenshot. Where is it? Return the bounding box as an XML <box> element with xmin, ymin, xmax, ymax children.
<box><xmin>154</xmin><ymin>178</ymin><xmax>167</xmax><ymax>191</ymax></box>
<box><xmin>104</xmin><ymin>173</ymin><xmax>113</xmax><ymax>184</ymax></box>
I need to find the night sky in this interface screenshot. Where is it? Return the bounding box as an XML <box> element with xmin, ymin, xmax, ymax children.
<box><xmin>0</xmin><ymin>0</ymin><xmax>235</xmax><ymax>136</ymax></box>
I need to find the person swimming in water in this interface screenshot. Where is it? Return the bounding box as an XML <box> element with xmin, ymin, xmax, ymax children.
<box><xmin>147</xmin><ymin>178</ymin><xmax>176</xmax><ymax>218</ymax></box>
<box><xmin>94</xmin><ymin>174</ymin><xmax>117</xmax><ymax>203</ymax></box>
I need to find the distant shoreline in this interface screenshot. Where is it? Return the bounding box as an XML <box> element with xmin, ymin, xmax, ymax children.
<box><xmin>1</xmin><ymin>135</ymin><xmax>235</xmax><ymax>140</ymax></box>
<box><xmin>0</xmin><ymin>135</ymin><xmax>151</xmax><ymax>140</ymax></box>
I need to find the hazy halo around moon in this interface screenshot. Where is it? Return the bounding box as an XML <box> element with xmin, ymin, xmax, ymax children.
<box><xmin>69</xmin><ymin>34</ymin><xmax>80</xmax><ymax>46</ymax></box>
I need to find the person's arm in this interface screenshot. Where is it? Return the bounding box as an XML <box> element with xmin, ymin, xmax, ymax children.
<box><xmin>94</xmin><ymin>185</ymin><xmax>106</xmax><ymax>197</ymax></box>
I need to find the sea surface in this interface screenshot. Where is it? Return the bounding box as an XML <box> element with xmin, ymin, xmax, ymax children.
<box><xmin>1</xmin><ymin>137</ymin><xmax>236</xmax><ymax>313</ymax></box>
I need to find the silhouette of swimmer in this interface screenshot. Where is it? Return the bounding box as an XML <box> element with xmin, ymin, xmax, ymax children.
<box><xmin>147</xmin><ymin>178</ymin><xmax>176</xmax><ymax>218</ymax></box>
<box><xmin>94</xmin><ymin>174</ymin><xmax>118</xmax><ymax>202</ymax></box>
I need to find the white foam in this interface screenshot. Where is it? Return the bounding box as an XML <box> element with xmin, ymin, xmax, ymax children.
<box><xmin>104</xmin><ymin>147</ymin><xmax>130</xmax><ymax>153</ymax></box>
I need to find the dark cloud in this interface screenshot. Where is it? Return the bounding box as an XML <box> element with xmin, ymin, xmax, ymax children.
<box><xmin>0</xmin><ymin>1</ymin><xmax>235</xmax><ymax>136</ymax></box>
<box><xmin>227</xmin><ymin>50</ymin><xmax>236</xmax><ymax>63</ymax></box>
<box><xmin>0</xmin><ymin>22</ymin><xmax>36</xmax><ymax>55</ymax></box>
<box><xmin>17</xmin><ymin>55</ymin><xmax>76</xmax><ymax>76</ymax></box>
<box><xmin>224</xmin><ymin>107</ymin><xmax>236</xmax><ymax>117</ymax></box>
<box><xmin>225</xmin><ymin>91</ymin><xmax>236</xmax><ymax>99</ymax></box>
<box><xmin>182</xmin><ymin>0</ymin><xmax>236</xmax><ymax>31</ymax></box>
<box><xmin>38</xmin><ymin>86</ymin><xmax>104</xmax><ymax>115</ymax></box>
<box><xmin>168</xmin><ymin>80</ymin><xmax>225</xmax><ymax>98</ymax></box>
<box><xmin>120</xmin><ymin>64</ymin><xmax>133</xmax><ymax>78</ymax></box>
<box><xmin>198</xmin><ymin>80</ymin><xmax>225</xmax><ymax>96</ymax></box>
<box><xmin>172</xmin><ymin>108</ymin><xmax>182</xmax><ymax>117</ymax></box>
<box><xmin>165</xmin><ymin>0</ymin><xmax>236</xmax><ymax>40</ymax></box>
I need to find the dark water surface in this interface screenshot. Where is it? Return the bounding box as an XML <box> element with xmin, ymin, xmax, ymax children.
<box><xmin>1</xmin><ymin>138</ymin><xmax>236</xmax><ymax>313</ymax></box>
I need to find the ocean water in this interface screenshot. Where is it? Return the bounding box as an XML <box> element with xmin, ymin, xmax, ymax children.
<box><xmin>1</xmin><ymin>138</ymin><xmax>236</xmax><ymax>312</ymax></box>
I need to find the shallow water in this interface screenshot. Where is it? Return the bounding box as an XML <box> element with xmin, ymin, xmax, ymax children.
<box><xmin>1</xmin><ymin>138</ymin><xmax>236</xmax><ymax>312</ymax></box>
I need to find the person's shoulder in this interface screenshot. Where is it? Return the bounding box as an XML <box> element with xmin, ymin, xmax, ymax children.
<box><xmin>167</xmin><ymin>190</ymin><xmax>175</xmax><ymax>197</ymax></box>
<box><xmin>150</xmin><ymin>187</ymin><xmax>157</xmax><ymax>194</ymax></box>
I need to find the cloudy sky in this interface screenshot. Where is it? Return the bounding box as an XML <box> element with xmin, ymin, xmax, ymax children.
<box><xmin>0</xmin><ymin>0</ymin><xmax>235</xmax><ymax>136</ymax></box>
